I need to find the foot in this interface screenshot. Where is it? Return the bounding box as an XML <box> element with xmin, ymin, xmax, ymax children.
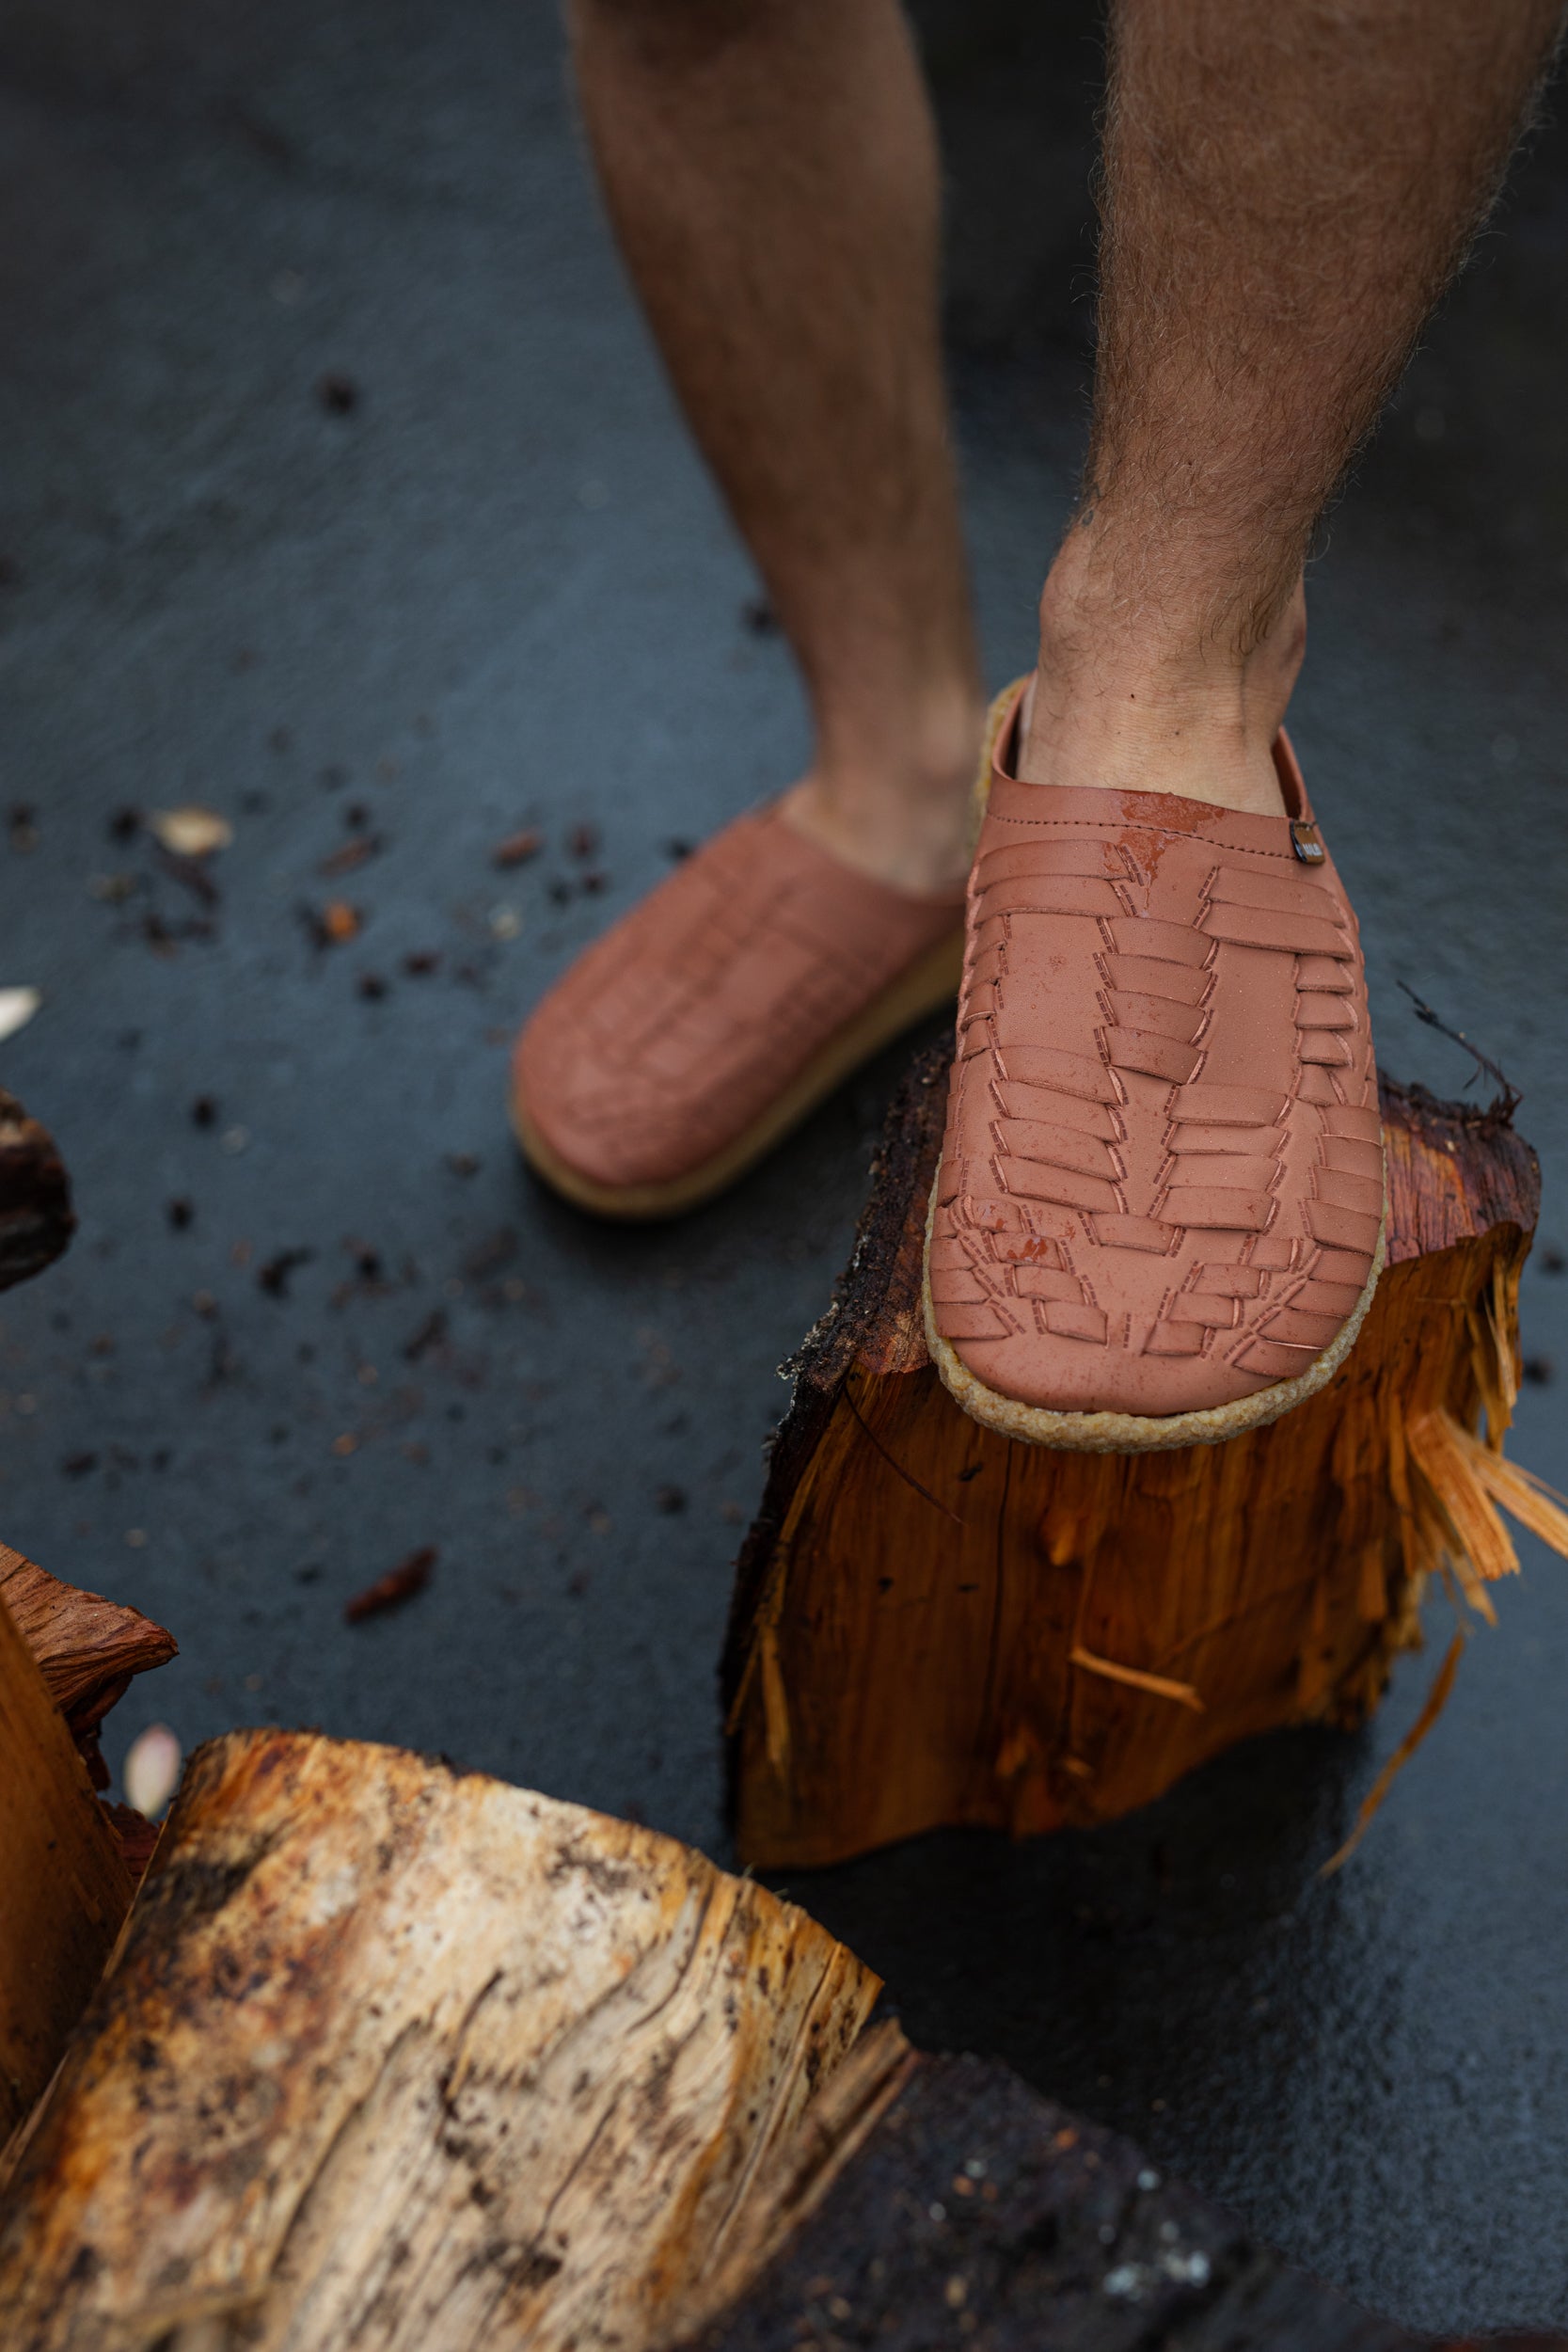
<box><xmin>513</xmin><ymin>800</ymin><xmax>966</xmax><ymax>1219</ymax></box>
<box><xmin>924</xmin><ymin>678</ymin><xmax>1385</xmax><ymax>1450</ymax></box>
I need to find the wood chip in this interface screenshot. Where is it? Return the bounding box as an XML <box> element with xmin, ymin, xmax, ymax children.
<box><xmin>320</xmin><ymin>899</ymin><xmax>360</xmax><ymax>944</ymax></box>
<box><xmin>148</xmin><ymin>807</ymin><xmax>233</xmax><ymax>858</ymax></box>
<box><xmin>492</xmin><ymin>826</ymin><xmax>543</xmax><ymax>868</ymax></box>
<box><xmin>343</xmin><ymin>1545</ymin><xmax>436</xmax><ymax>1623</ymax></box>
<box><xmin>0</xmin><ymin>987</ymin><xmax>41</xmax><ymax>1043</ymax></box>
<box><xmin>122</xmin><ymin>1724</ymin><xmax>182</xmax><ymax>1820</ymax></box>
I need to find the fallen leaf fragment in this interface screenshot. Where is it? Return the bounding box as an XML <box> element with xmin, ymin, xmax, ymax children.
<box><xmin>149</xmin><ymin>805</ymin><xmax>233</xmax><ymax>858</ymax></box>
<box><xmin>492</xmin><ymin>826</ymin><xmax>543</xmax><ymax>869</ymax></box>
<box><xmin>0</xmin><ymin>986</ymin><xmax>41</xmax><ymax>1042</ymax></box>
<box><xmin>344</xmin><ymin>1545</ymin><xmax>436</xmax><ymax>1624</ymax></box>
<box><xmin>123</xmin><ymin>1723</ymin><xmax>183</xmax><ymax>1820</ymax></box>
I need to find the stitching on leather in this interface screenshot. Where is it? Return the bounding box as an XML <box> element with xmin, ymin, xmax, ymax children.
<box><xmin>981</xmin><ymin>813</ymin><xmax>1304</xmax><ymax>861</ymax></box>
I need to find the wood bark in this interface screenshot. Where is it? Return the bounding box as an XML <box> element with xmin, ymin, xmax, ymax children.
<box><xmin>0</xmin><ymin>1091</ymin><xmax>74</xmax><ymax>1293</ymax></box>
<box><xmin>0</xmin><ymin>1593</ymin><xmax>133</xmax><ymax>2148</ymax></box>
<box><xmin>724</xmin><ymin>1049</ymin><xmax>1568</xmax><ymax>1869</ymax></box>
<box><xmin>0</xmin><ymin>1729</ymin><xmax>882</xmax><ymax>2352</ymax></box>
<box><xmin>0</xmin><ymin>1543</ymin><xmax>177</xmax><ymax>1794</ymax></box>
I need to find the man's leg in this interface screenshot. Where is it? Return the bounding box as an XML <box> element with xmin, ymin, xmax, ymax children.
<box><xmin>927</xmin><ymin>0</ymin><xmax>1562</xmax><ymax>1442</ymax></box>
<box><xmin>569</xmin><ymin>0</ymin><xmax>982</xmax><ymax>893</ymax></box>
<box><xmin>1022</xmin><ymin>0</ymin><xmax>1562</xmax><ymax>815</ymax></box>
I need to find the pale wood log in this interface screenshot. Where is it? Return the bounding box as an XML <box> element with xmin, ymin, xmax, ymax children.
<box><xmin>0</xmin><ymin>1729</ymin><xmax>881</xmax><ymax>2352</ymax></box>
<box><xmin>724</xmin><ymin>1052</ymin><xmax>1567</xmax><ymax>1869</ymax></box>
<box><xmin>0</xmin><ymin>1593</ymin><xmax>133</xmax><ymax>2147</ymax></box>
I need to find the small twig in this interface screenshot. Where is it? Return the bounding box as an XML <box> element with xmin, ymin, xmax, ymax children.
<box><xmin>1399</xmin><ymin>983</ymin><xmax>1520</xmax><ymax>1122</ymax></box>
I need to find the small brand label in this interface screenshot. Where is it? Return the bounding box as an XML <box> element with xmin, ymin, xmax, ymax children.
<box><xmin>1291</xmin><ymin>820</ymin><xmax>1325</xmax><ymax>865</ymax></box>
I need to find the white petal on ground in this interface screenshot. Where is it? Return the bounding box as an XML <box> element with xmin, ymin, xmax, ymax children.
<box><xmin>149</xmin><ymin>805</ymin><xmax>233</xmax><ymax>857</ymax></box>
<box><xmin>123</xmin><ymin>1723</ymin><xmax>183</xmax><ymax>1820</ymax></box>
<box><xmin>0</xmin><ymin>986</ymin><xmax>41</xmax><ymax>1042</ymax></box>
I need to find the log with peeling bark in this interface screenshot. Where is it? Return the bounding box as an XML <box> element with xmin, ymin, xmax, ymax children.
<box><xmin>0</xmin><ymin>1091</ymin><xmax>74</xmax><ymax>1292</ymax></box>
<box><xmin>723</xmin><ymin>1047</ymin><xmax>1568</xmax><ymax>1870</ymax></box>
<box><xmin>0</xmin><ymin>1593</ymin><xmax>133</xmax><ymax>2147</ymax></box>
<box><xmin>0</xmin><ymin>1730</ymin><xmax>1550</xmax><ymax>2352</ymax></box>
<box><xmin>0</xmin><ymin>1543</ymin><xmax>177</xmax><ymax>1795</ymax></box>
<box><xmin>0</xmin><ymin>1546</ymin><xmax>176</xmax><ymax>2143</ymax></box>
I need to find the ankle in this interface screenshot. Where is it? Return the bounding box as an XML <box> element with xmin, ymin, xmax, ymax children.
<box><xmin>781</xmin><ymin>684</ymin><xmax>984</xmax><ymax>895</ymax></box>
<box><xmin>1020</xmin><ymin>557</ymin><xmax>1307</xmax><ymax>817</ymax></box>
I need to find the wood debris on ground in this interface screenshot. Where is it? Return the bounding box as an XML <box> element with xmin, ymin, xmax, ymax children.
<box><xmin>492</xmin><ymin>826</ymin><xmax>543</xmax><ymax>868</ymax></box>
<box><xmin>0</xmin><ymin>988</ymin><xmax>41</xmax><ymax>1044</ymax></box>
<box><xmin>147</xmin><ymin>806</ymin><xmax>233</xmax><ymax>859</ymax></box>
<box><xmin>343</xmin><ymin>1545</ymin><xmax>436</xmax><ymax>1623</ymax></box>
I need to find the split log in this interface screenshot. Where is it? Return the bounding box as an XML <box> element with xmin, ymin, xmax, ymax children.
<box><xmin>0</xmin><ymin>1593</ymin><xmax>132</xmax><ymax>2148</ymax></box>
<box><xmin>1</xmin><ymin>1733</ymin><xmax>1552</xmax><ymax>2351</ymax></box>
<box><xmin>0</xmin><ymin>1091</ymin><xmax>74</xmax><ymax>1292</ymax></box>
<box><xmin>0</xmin><ymin>1730</ymin><xmax>881</xmax><ymax>2352</ymax></box>
<box><xmin>724</xmin><ymin>1049</ymin><xmax>1568</xmax><ymax>1869</ymax></box>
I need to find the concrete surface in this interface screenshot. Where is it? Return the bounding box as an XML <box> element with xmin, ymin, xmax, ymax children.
<box><xmin>0</xmin><ymin>0</ymin><xmax>1565</xmax><ymax>2332</ymax></box>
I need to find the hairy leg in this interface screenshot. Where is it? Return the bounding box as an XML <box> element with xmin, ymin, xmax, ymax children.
<box><xmin>569</xmin><ymin>0</ymin><xmax>983</xmax><ymax>892</ymax></box>
<box><xmin>1022</xmin><ymin>0</ymin><xmax>1563</xmax><ymax>813</ymax></box>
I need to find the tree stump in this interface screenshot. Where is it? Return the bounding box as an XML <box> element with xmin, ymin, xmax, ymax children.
<box><xmin>723</xmin><ymin>1048</ymin><xmax>1568</xmax><ymax>1870</ymax></box>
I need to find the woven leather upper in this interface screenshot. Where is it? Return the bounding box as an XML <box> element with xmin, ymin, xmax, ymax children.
<box><xmin>930</xmin><ymin>691</ymin><xmax>1382</xmax><ymax>1417</ymax></box>
<box><xmin>515</xmin><ymin>804</ymin><xmax>963</xmax><ymax>1190</ymax></box>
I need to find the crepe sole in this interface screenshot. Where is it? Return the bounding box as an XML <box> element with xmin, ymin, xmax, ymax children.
<box><xmin>513</xmin><ymin>924</ymin><xmax>964</xmax><ymax>1222</ymax></box>
<box><xmin>922</xmin><ymin>1178</ymin><xmax>1387</xmax><ymax>1453</ymax></box>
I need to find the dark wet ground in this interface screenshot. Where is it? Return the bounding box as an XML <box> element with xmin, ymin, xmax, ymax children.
<box><xmin>1</xmin><ymin>0</ymin><xmax>1566</xmax><ymax>2334</ymax></box>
